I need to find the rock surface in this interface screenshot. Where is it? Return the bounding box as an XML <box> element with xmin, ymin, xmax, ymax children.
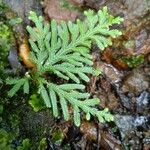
<box><xmin>136</xmin><ymin>91</ymin><xmax>150</xmax><ymax>114</ymax></box>
<box><xmin>3</xmin><ymin>0</ymin><xmax>42</xmax><ymax>24</ymax></box>
<box><xmin>121</xmin><ymin>69</ymin><xmax>149</xmax><ymax>94</ymax></box>
<box><xmin>43</xmin><ymin>0</ymin><xmax>79</xmax><ymax>22</ymax></box>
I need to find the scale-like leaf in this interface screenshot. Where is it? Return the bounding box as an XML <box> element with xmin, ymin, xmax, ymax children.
<box><xmin>40</xmin><ymin>86</ymin><xmax>51</xmax><ymax>108</ymax></box>
<box><xmin>49</xmin><ymin>89</ymin><xmax>58</xmax><ymax>117</ymax></box>
<box><xmin>59</xmin><ymin>94</ymin><xmax>69</xmax><ymax>121</ymax></box>
<box><xmin>73</xmin><ymin>106</ymin><xmax>80</xmax><ymax>127</ymax></box>
<box><xmin>59</xmin><ymin>84</ymin><xmax>85</xmax><ymax>90</ymax></box>
<box><xmin>7</xmin><ymin>78</ymin><xmax>29</xmax><ymax>97</ymax></box>
<box><xmin>23</xmin><ymin>80</ymin><xmax>29</xmax><ymax>94</ymax></box>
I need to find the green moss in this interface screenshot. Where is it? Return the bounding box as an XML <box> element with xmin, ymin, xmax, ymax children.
<box><xmin>0</xmin><ymin>128</ymin><xmax>31</xmax><ymax>150</ymax></box>
<box><xmin>123</xmin><ymin>40</ymin><xmax>135</xmax><ymax>50</ymax></box>
<box><xmin>0</xmin><ymin>105</ymin><xmax>19</xmax><ymax>150</ymax></box>
<box><xmin>28</xmin><ymin>94</ymin><xmax>46</xmax><ymax>112</ymax></box>
<box><xmin>17</xmin><ymin>139</ymin><xmax>31</xmax><ymax>150</ymax></box>
<box><xmin>0</xmin><ymin>22</ymin><xmax>13</xmax><ymax>71</ymax></box>
<box><xmin>0</xmin><ymin>102</ymin><xmax>50</xmax><ymax>149</ymax></box>
<box><xmin>0</xmin><ymin>2</ymin><xmax>48</xmax><ymax>149</ymax></box>
<box><xmin>0</xmin><ymin>105</ymin><xmax>3</xmax><ymax>115</ymax></box>
<box><xmin>0</xmin><ymin>129</ymin><xmax>14</xmax><ymax>150</ymax></box>
<box><xmin>0</xmin><ymin>1</ymin><xmax>22</xmax><ymax>77</ymax></box>
<box><xmin>121</xmin><ymin>55</ymin><xmax>144</xmax><ymax>68</ymax></box>
<box><xmin>52</xmin><ymin>129</ymin><xmax>65</xmax><ymax>146</ymax></box>
<box><xmin>37</xmin><ymin>138</ymin><xmax>47</xmax><ymax>150</ymax></box>
<box><xmin>0</xmin><ymin>1</ymin><xmax>9</xmax><ymax>21</ymax></box>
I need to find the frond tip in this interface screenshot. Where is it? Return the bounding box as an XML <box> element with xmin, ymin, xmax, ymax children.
<box><xmin>6</xmin><ymin>77</ymin><xmax>30</xmax><ymax>97</ymax></box>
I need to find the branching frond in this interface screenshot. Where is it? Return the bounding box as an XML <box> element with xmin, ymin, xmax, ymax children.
<box><xmin>6</xmin><ymin>7</ymin><xmax>123</xmax><ymax>126</ymax></box>
<box><xmin>38</xmin><ymin>82</ymin><xmax>113</xmax><ymax>126</ymax></box>
<box><xmin>26</xmin><ymin>6</ymin><xmax>123</xmax><ymax>82</ymax></box>
<box><xmin>6</xmin><ymin>77</ymin><xmax>29</xmax><ymax>97</ymax></box>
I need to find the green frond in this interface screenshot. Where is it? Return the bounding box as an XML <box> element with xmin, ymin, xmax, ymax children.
<box><xmin>23</xmin><ymin>79</ymin><xmax>29</xmax><ymax>94</ymax></box>
<box><xmin>73</xmin><ymin>105</ymin><xmax>81</xmax><ymax>127</ymax></box>
<box><xmin>7</xmin><ymin>7</ymin><xmax>122</xmax><ymax>126</ymax></box>
<box><xmin>39</xmin><ymin>84</ymin><xmax>51</xmax><ymax>108</ymax></box>
<box><xmin>6</xmin><ymin>77</ymin><xmax>30</xmax><ymax>97</ymax></box>
<box><xmin>38</xmin><ymin>83</ymin><xmax>114</xmax><ymax>127</ymax></box>
<box><xmin>49</xmin><ymin>88</ymin><xmax>58</xmax><ymax>117</ymax></box>
<box><xmin>27</xmin><ymin>6</ymin><xmax>123</xmax><ymax>82</ymax></box>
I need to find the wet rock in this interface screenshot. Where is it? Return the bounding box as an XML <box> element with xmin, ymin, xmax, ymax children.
<box><xmin>67</xmin><ymin>0</ymin><xmax>84</xmax><ymax>7</ymax></box>
<box><xmin>134</xmin><ymin>116</ymin><xmax>149</xmax><ymax>129</ymax></box>
<box><xmin>115</xmin><ymin>115</ymin><xmax>134</xmax><ymax>135</ymax></box>
<box><xmin>118</xmin><ymin>94</ymin><xmax>133</xmax><ymax>110</ymax></box>
<box><xmin>8</xmin><ymin>47</ymin><xmax>23</xmax><ymax>72</ymax></box>
<box><xmin>121</xmin><ymin>69</ymin><xmax>149</xmax><ymax>95</ymax></box>
<box><xmin>80</xmin><ymin>121</ymin><xmax>97</xmax><ymax>141</ymax></box>
<box><xmin>91</xmin><ymin>61</ymin><xmax>123</xmax><ymax>110</ymax></box>
<box><xmin>107</xmin><ymin>92</ymin><xmax>120</xmax><ymax>110</ymax></box>
<box><xmin>84</xmin><ymin>0</ymin><xmax>150</xmax><ymax>36</ymax></box>
<box><xmin>115</xmin><ymin>116</ymin><xmax>149</xmax><ymax>149</ymax></box>
<box><xmin>143</xmin><ymin>144</ymin><xmax>150</xmax><ymax>150</ymax></box>
<box><xmin>80</xmin><ymin>121</ymin><xmax>124</xmax><ymax>150</ymax></box>
<box><xmin>115</xmin><ymin>115</ymin><xmax>149</xmax><ymax>137</ymax></box>
<box><xmin>139</xmin><ymin>34</ymin><xmax>150</xmax><ymax>56</ymax></box>
<box><xmin>136</xmin><ymin>91</ymin><xmax>150</xmax><ymax>114</ymax></box>
<box><xmin>128</xmin><ymin>132</ymin><xmax>143</xmax><ymax>150</ymax></box>
<box><xmin>84</xmin><ymin>0</ymin><xmax>106</xmax><ymax>10</ymax></box>
<box><xmin>143</xmin><ymin>131</ymin><xmax>150</xmax><ymax>150</ymax></box>
<box><xmin>147</xmin><ymin>54</ymin><xmax>150</xmax><ymax>64</ymax></box>
<box><xmin>100</xmin><ymin>132</ymin><xmax>124</xmax><ymax>150</ymax></box>
<box><xmin>95</xmin><ymin>78</ymin><xmax>120</xmax><ymax>110</ymax></box>
<box><xmin>43</xmin><ymin>0</ymin><xmax>79</xmax><ymax>23</ymax></box>
<box><xmin>2</xmin><ymin>0</ymin><xmax>43</xmax><ymax>70</ymax></box>
<box><xmin>100</xmin><ymin>63</ymin><xmax>123</xmax><ymax>84</ymax></box>
<box><xmin>123</xmin><ymin>0</ymin><xmax>150</xmax><ymax>20</ymax></box>
<box><xmin>135</xmin><ymin>30</ymin><xmax>148</xmax><ymax>51</ymax></box>
<box><xmin>88</xmin><ymin>0</ymin><xmax>150</xmax><ymax>21</ymax></box>
<box><xmin>3</xmin><ymin>0</ymin><xmax>43</xmax><ymax>24</ymax></box>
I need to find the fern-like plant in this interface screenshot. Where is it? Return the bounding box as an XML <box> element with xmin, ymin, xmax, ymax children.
<box><xmin>6</xmin><ymin>7</ymin><xmax>123</xmax><ymax>126</ymax></box>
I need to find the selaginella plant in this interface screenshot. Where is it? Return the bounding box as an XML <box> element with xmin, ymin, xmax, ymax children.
<box><xmin>6</xmin><ymin>7</ymin><xmax>123</xmax><ymax>126</ymax></box>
